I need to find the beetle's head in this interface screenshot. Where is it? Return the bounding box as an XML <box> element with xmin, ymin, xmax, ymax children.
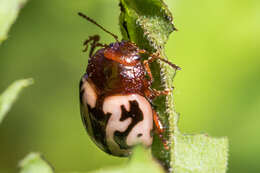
<box><xmin>104</xmin><ymin>41</ymin><xmax>142</xmax><ymax>66</ymax></box>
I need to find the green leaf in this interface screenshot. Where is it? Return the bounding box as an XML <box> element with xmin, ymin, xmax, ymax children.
<box><xmin>119</xmin><ymin>0</ymin><xmax>176</xmax><ymax>51</ymax></box>
<box><xmin>171</xmin><ymin>114</ymin><xmax>229</xmax><ymax>173</ymax></box>
<box><xmin>0</xmin><ymin>78</ymin><xmax>33</xmax><ymax>124</ymax></box>
<box><xmin>119</xmin><ymin>0</ymin><xmax>229</xmax><ymax>173</ymax></box>
<box><xmin>18</xmin><ymin>147</ymin><xmax>164</xmax><ymax>173</ymax></box>
<box><xmin>0</xmin><ymin>0</ymin><xmax>28</xmax><ymax>44</ymax></box>
<box><xmin>88</xmin><ymin>146</ymin><xmax>164</xmax><ymax>173</ymax></box>
<box><xmin>19</xmin><ymin>153</ymin><xmax>54</xmax><ymax>173</ymax></box>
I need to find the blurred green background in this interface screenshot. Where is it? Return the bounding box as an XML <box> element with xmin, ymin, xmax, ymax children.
<box><xmin>0</xmin><ymin>0</ymin><xmax>259</xmax><ymax>172</ymax></box>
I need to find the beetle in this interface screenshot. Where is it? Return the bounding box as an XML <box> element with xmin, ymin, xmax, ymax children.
<box><xmin>78</xmin><ymin>12</ymin><xmax>180</xmax><ymax>156</ymax></box>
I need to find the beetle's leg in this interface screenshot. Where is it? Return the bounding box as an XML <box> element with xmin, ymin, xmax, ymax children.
<box><xmin>153</xmin><ymin>110</ymin><xmax>164</xmax><ymax>133</ymax></box>
<box><xmin>89</xmin><ymin>42</ymin><xmax>108</xmax><ymax>58</ymax></box>
<box><xmin>153</xmin><ymin>110</ymin><xmax>169</xmax><ymax>150</ymax></box>
<box><xmin>152</xmin><ymin>88</ymin><xmax>171</xmax><ymax>97</ymax></box>
<box><xmin>143</xmin><ymin>59</ymin><xmax>154</xmax><ymax>83</ymax></box>
<box><xmin>138</xmin><ymin>49</ymin><xmax>147</xmax><ymax>54</ymax></box>
<box><xmin>144</xmin><ymin>88</ymin><xmax>171</xmax><ymax>103</ymax></box>
<box><xmin>83</xmin><ymin>35</ymin><xmax>99</xmax><ymax>52</ymax></box>
<box><xmin>143</xmin><ymin>56</ymin><xmax>171</xmax><ymax>99</ymax></box>
<box><xmin>83</xmin><ymin>35</ymin><xmax>107</xmax><ymax>57</ymax></box>
<box><xmin>144</xmin><ymin>52</ymin><xmax>180</xmax><ymax>82</ymax></box>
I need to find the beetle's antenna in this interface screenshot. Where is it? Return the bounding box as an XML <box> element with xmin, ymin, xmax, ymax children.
<box><xmin>78</xmin><ymin>12</ymin><xmax>119</xmax><ymax>42</ymax></box>
<box><xmin>155</xmin><ymin>57</ymin><xmax>181</xmax><ymax>70</ymax></box>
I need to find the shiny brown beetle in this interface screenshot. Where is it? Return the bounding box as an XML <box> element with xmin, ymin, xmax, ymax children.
<box><xmin>78</xmin><ymin>12</ymin><xmax>180</xmax><ymax>156</ymax></box>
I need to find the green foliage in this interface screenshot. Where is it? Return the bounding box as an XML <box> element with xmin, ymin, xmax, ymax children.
<box><xmin>89</xmin><ymin>147</ymin><xmax>164</xmax><ymax>173</ymax></box>
<box><xmin>0</xmin><ymin>79</ymin><xmax>33</xmax><ymax>123</ymax></box>
<box><xmin>172</xmin><ymin>114</ymin><xmax>228</xmax><ymax>173</ymax></box>
<box><xmin>119</xmin><ymin>0</ymin><xmax>228</xmax><ymax>172</ymax></box>
<box><xmin>0</xmin><ymin>0</ymin><xmax>27</xmax><ymax>44</ymax></box>
<box><xmin>19</xmin><ymin>153</ymin><xmax>54</xmax><ymax>173</ymax></box>
<box><xmin>19</xmin><ymin>147</ymin><xmax>164</xmax><ymax>173</ymax></box>
<box><xmin>0</xmin><ymin>0</ymin><xmax>229</xmax><ymax>172</ymax></box>
<box><xmin>119</xmin><ymin>0</ymin><xmax>175</xmax><ymax>51</ymax></box>
<box><xmin>0</xmin><ymin>0</ymin><xmax>258</xmax><ymax>172</ymax></box>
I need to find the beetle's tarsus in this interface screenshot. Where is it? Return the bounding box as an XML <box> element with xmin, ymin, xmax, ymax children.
<box><xmin>83</xmin><ymin>35</ymin><xmax>107</xmax><ymax>57</ymax></box>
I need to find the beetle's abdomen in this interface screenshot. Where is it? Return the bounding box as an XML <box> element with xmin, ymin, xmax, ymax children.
<box><xmin>80</xmin><ymin>78</ymin><xmax>153</xmax><ymax>156</ymax></box>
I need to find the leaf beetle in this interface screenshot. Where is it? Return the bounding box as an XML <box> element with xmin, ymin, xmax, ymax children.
<box><xmin>78</xmin><ymin>12</ymin><xmax>180</xmax><ymax>156</ymax></box>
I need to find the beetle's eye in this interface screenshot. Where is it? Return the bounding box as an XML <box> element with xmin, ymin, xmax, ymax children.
<box><xmin>109</xmin><ymin>43</ymin><xmax>114</xmax><ymax>47</ymax></box>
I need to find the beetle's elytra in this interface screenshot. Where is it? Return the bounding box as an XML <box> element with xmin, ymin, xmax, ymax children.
<box><xmin>78</xmin><ymin>12</ymin><xmax>179</xmax><ymax>156</ymax></box>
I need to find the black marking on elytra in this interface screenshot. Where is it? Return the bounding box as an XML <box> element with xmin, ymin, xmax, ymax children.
<box><xmin>80</xmin><ymin>102</ymin><xmax>112</xmax><ymax>154</ymax></box>
<box><xmin>137</xmin><ymin>133</ymin><xmax>143</xmax><ymax>137</ymax></box>
<box><xmin>79</xmin><ymin>74</ymin><xmax>89</xmax><ymax>104</ymax></box>
<box><xmin>114</xmin><ymin>100</ymin><xmax>143</xmax><ymax>149</ymax></box>
<box><xmin>79</xmin><ymin>78</ymin><xmax>84</xmax><ymax>104</ymax></box>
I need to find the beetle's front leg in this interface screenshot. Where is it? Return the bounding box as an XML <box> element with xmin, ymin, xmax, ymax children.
<box><xmin>83</xmin><ymin>35</ymin><xmax>107</xmax><ymax>57</ymax></box>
